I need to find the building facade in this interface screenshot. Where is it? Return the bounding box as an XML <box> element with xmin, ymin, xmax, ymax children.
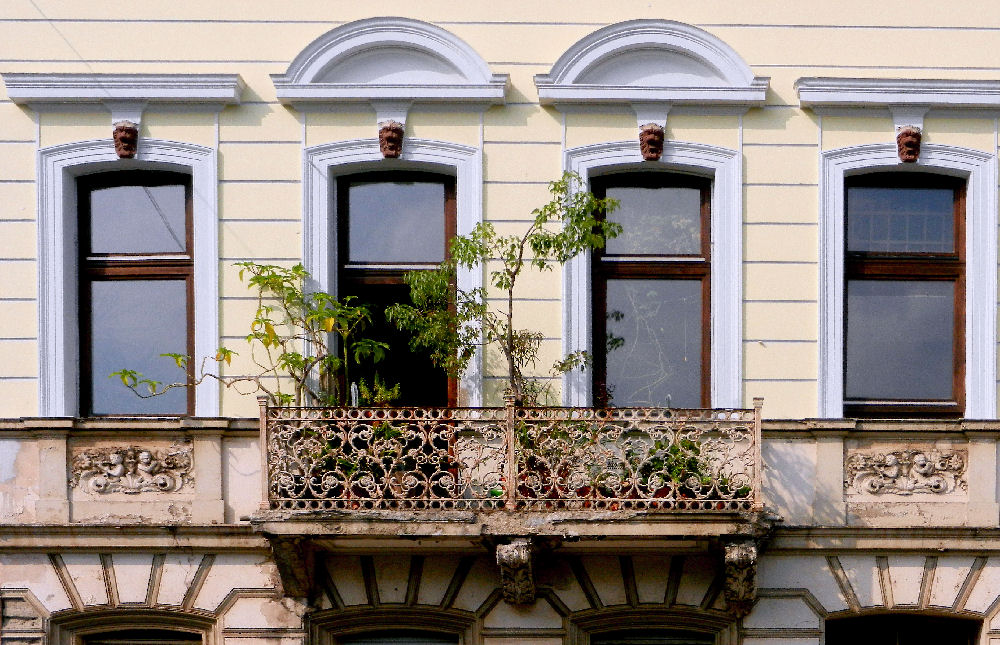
<box><xmin>2</xmin><ymin>3</ymin><xmax>1000</xmax><ymax>645</ymax></box>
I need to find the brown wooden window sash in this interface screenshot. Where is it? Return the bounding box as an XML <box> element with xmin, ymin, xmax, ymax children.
<box><xmin>591</xmin><ymin>173</ymin><xmax>712</xmax><ymax>408</ymax></box>
<box><xmin>78</xmin><ymin>171</ymin><xmax>194</xmax><ymax>417</ymax></box>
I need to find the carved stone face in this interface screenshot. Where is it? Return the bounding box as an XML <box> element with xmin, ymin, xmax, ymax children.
<box><xmin>113</xmin><ymin>122</ymin><xmax>139</xmax><ymax>159</ymax></box>
<box><xmin>379</xmin><ymin>121</ymin><xmax>405</xmax><ymax>159</ymax></box>
<box><xmin>896</xmin><ymin>126</ymin><xmax>921</xmax><ymax>163</ymax></box>
<box><xmin>639</xmin><ymin>123</ymin><xmax>664</xmax><ymax>161</ymax></box>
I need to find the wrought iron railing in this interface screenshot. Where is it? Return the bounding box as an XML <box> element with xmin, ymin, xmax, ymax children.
<box><xmin>259</xmin><ymin>397</ymin><xmax>763</xmax><ymax>513</ymax></box>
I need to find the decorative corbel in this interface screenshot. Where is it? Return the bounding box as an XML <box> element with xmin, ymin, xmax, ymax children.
<box><xmin>105</xmin><ymin>101</ymin><xmax>146</xmax><ymax>159</ymax></box>
<box><xmin>496</xmin><ymin>538</ymin><xmax>535</xmax><ymax>605</ymax></box>
<box><xmin>632</xmin><ymin>102</ymin><xmax>670</xmax><ymax>161</ymax></box>
<box><xmin>265</xmin><ymin>534</ymin><xmax>314</xmax><ymax>599</ymax></box>
<box><xmin>889</xmin><ymin>106</ymin><xmax>928</xmax><ymax>164</ymax></box>
<box><xmin>722</xmin><ymin>538</ymin><xmax>758</xmax><ymax>617</ymax></box>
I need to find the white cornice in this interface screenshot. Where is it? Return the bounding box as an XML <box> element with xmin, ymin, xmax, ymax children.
<box><xmin>535</xmin><ymin>20</ymin><xmax>768</xmax><ymax>111</ymax></box>
<box><xmin>271</xmin><ymin>17</ymin><xmax>507</xmax><ymax>110</ymax></box>
<box><xmin>2</xmin><ymin>73</ymin><xmax>244</xmax><ymax>108</ymax></box>
<box><xmin>796</xmin><ymin>77</ymin><xmax>1000</xmax><ymax>110</ymax></box>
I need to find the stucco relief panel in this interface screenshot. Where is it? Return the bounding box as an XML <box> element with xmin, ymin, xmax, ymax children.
<box><xmin>844</xmin><ymin>444</ymin><xmax>967</xmax><ymax>499</ymax></box>
<box><xmin>71</xmin><ymin>443</ymin><xmax>193</xmax><ymax>496</ymax></box>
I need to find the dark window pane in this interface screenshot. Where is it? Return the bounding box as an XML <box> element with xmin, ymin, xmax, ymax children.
<box><xmin>592</xmin><ymin>631</ymin><xmax>713</xmax><ymax>645</ymax></box>
<box><xmin>89</xmin><ymin>184</ymin><xmax>187</xmax><ymax>254</ymax></box>
<box><xmin>846</xmin><ymin>280</ymin><xmax>954</xmax><ymax>400</ymax></box>
<box><xmin>604</xmin><ymin>186</ymin><xmax>702</xmax><ymax>255</ymax></box>
<box><xmin>340</xmin><ymin>632</ymin><xmax>457</xmax><ymax>645</ymax></box>
<box><xmin>341</xmin><ymin>284</ymin><xmax>448</xmax><ymax>407</ymax></box>
<box><xmin>347</xmin><ymin>181</ymin><xmax>446</xmax><ymax>263</ymax></box>
<box><xmin>89</xmin><ymin>280</ymin><xmax>188</xmax><ymax>415</ymax></box>
<box><xmin>604</xmin><ymin>279</ymin><xmax>701</xmax><ymax>407</ymax></box>
<box><xmin>847</xmin><ymin>186</ymin><xmax>954</xmax><ymax>253</ymax></box>
<box><xmin>827</xmin><ymin>615</ymin><xmax>979</xmax><ymax>645</ymax></box>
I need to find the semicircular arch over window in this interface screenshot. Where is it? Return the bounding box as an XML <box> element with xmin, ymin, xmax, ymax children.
<box><xmin>271</xmin><ymin>17</ymin><xmax>508</xmax><ymax>107</ymax></box>
<box><xmin>534</xmin><ymin>20</ymin><xmax>768</xmax><ymax>109</ymax></box>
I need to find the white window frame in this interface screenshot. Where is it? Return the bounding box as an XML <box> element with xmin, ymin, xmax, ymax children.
<box><xmin>563</xmin><ymin>140</ymin><xmax>742</xmax><ymax>408</ymax></box>
<box><xmin>38</xmin><ymin>139</ymin><xmax>220</xmax><ymax>417</ymax></box>
<box><xmin>302</xmin><ymin>138</ymin><xmax>484</xmax><ymax>406</ymax></box>
<box><xmin>818</xmin><ymin>143</ymin><xmax>998</xmax><ymax>418</ymax></box>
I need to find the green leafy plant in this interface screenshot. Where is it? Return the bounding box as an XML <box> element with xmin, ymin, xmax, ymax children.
<box><xmin>112</xmin><ymin>262</ymin><xmax>395</xmax><ymax>407</ymax></box>
<box><xmin>387</xmin><ymin>171</ymin><xmax>620</xmax><ymax>405</ymax></box>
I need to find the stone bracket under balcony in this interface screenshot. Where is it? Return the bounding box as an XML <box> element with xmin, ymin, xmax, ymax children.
<box><xmin>253</xmin><ymin>509</ymin><xmax>775</xmax><ymax>614</ymax></box>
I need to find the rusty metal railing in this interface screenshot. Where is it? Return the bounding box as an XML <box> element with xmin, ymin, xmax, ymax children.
<box><xmin>258</xmin><ymin>397</ymin><xmax>763</xmax><ymax>513</ymax></box>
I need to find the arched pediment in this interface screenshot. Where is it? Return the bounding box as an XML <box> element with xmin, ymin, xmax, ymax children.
<box><xmin>535</xmin><ymin>20</ymin><xmax>768</xmax><ymax>107</ymax></box>
<box><xmin>272</xmin><ymin>17</ymin><xmax>507</xmax><ymax>106</ymax></box>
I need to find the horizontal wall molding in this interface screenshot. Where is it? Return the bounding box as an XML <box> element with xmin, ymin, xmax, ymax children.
<box><xmin>3</xmin><ymin>73</ymin><xmax>244</xmax><ymax>109</ymax></box>
<box><xmin>797</xmin><ymin>77</ymin><xmax>1000</xmax><ymax>110</ymax></box>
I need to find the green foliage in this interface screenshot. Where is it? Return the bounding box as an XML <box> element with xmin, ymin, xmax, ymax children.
<box><xmin>388</xmin><ymin>171</ymin><xmax>620</xmax><ymax>404</ymax></box>
<box><xmin>112</xmin><ymin>262</ymin><xmax>397</xmax><ymax>407</ymax></box>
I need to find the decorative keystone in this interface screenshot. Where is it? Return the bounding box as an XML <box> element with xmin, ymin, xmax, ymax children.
<box><xmin>639</xmin><ymin>122</ymin><xmax>665</xmax><ymax>161</ymax></box>
<box><xmin>896</xmin><ymin>125</ymin><xmax>922</xmax><ymax>163</ymax></box>
<box><xmin>113</xmin><ymin>120</ymin><xmax>139</xmax><ymax>159</ymax></box>
<box><xmin>378</xmin><ymin>120</ymin><xmax>404</xmax><ymax>158</ymax></box>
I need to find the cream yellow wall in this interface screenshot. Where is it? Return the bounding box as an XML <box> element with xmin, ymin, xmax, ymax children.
<box><xmin>3</xmin><ymin>1</ymin><xmax>1000</xmax><ymax>417</ymax></box>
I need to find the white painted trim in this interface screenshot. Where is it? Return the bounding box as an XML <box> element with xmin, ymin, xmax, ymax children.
<box><xmin>2</xmin><ymin>73</ymin><xmax>244</xmax><ymax>107</ymax></box>
<box><xmin>272</xmin><ymin>17</ymin><xmax>507</xmax><ymax>107</ymax></box>
<box><xmin>818</xmin><ymin>143</ymin><xmax>998</xmax><ymax>418</ymax></box>
<box><xmin>302</xmin><ymin>138</ymin><xmax>484</xmax><ymax>406</ymax></box>
<box><xmin>535</xmin><ymin>20</ymin><xmax>768</xmax><ymax>108</ymax></box>
<box><xmin>38</xmin><ymin>139</ymin><xmax>220</xmax><ymax>417</ymax></box>
<box><xmin>797</xmin><ymin>77</ymin><xmax>1000</xmax><ymax>110</ymax></box>
<box><xmin>562</xmin><ymin>140</ymin><xmax>742</xmax><ymax>409</ymax></box>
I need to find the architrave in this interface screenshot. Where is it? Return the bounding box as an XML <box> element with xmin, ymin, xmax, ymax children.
<box><xmin>797</xmin><ymin>78</ymin><xmax>1000</xmax><ymax>110</ymax></box>
<box><xmin>818</xmin><ymin>143</ymin><xmax>997</xmax><ymax>418</ymax></box>
<box><xmin>302</xmin><ymin>138</ymin><xmax>484</xmax><ymax>406</ymax></box>
<box><xmin>2</xmin><ymin>73</ymin><xmax>243</xmax><ymax>109</ymax></box>
<box><xmin>562</xmin><ymin>140</ymin><xmax>742</xmax><ymax>409</ymax></box>
<box><xmin>38</xmin><ymin>139</ymin><xmax>220</xmax><ymax>417</ymax></box>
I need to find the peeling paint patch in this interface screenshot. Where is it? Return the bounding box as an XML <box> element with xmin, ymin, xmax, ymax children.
<box><xmin>0</xmin><ymin>440</ymin><xmax>19</xmax><ymax>483</ymax></box>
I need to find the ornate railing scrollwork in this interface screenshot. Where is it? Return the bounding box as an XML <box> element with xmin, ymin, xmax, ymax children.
<box><xmin>261</xmin><ymin>398</ymin><xmax>762</xmax><ymax>513</ymax></box>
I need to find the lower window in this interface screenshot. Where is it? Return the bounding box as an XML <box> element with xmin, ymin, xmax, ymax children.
<box><xmin>826</xmin><ymin>614</ymin><xmax>979</xmax><ymax>645</ymax></box>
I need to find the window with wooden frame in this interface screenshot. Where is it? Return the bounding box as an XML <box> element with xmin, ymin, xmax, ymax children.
<box><xmin>78</xmin><ymin>170</ymin><xmax>194</xmax><ymax>416</ymax></box>
<box><xmin>591</xmin><ymin>173</ymin><xmax>711</xmax><ymax>408</ymax></box>
<box><xmin>844</xmin><ymin>172</ymin><xmax>966</xmax><ymax>418</ymax></box>
<box><xmin>337</xmin><ymin>171</ymin><xmax>456</xmax><ymax>406</ymax></box>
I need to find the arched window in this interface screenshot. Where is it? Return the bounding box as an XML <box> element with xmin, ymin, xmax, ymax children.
<box><xmin>336</xmin><ymin>170</ymin><xmax>456</xmax><ymax>405</ymax></box>
<box><xmin>826</xmin><ymin>614</ymin><xmax>979</xmax><ymax>645</ymax></box>
<box><xmin>78</xmin><ymin>170</ymin><xmax>194</xmax><ymax>415</ymax></box>
<box><xmin>843</xmin><ymin>172</ymin><xmax>965</xmax><ymax>417</ymax></box>
<box><xmin>336</xmin><ymin>632</ymin><xmax>458</xmax><ymax>645</ymax></box>
<box><xmin>591</xmin><ymin>172</ymin><xmax>711</xmax><ymax>407</ymax></box>
<box><xmin>591</xmin><ymin>630</ymin><xmax>715</xmax><ymax>645</ymax></box>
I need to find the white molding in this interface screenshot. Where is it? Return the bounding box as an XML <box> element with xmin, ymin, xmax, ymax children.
<box><xmin>302</xmin><ymin>138</ymin><xmax>484</xmax><ymax>406</ymax></box>
<box><xmin>797</xmin><ymin>77</ymin><xmax>1000</xmax><ymax>110</ymax></box>
<box><xmin>818</xmin><ymin>143</ymin><xmax>998</xmax><ymax>419</ymax></box>
<box><xmin>535</xmin><ymin>20</ymin><xmax>768</xmax><ymax>109</ymax></box>
<box><xmin>38</xmin><ymin>139</ymin><xmax>220</xmax><ymax>417</ymax></box>
<box><xmin>272</xmin><ymin>17</ymin><xmax>507</xmax><ymax>109</ymax></box>
<box><xmin>2</xmin><ymin>73</ymin><xmax>244</xmax><ymax>108</ymax></box>
<box><xmin>562</xmin><ymin>140</ymin><xmax>742</xmax><ymax>408</ymax></box>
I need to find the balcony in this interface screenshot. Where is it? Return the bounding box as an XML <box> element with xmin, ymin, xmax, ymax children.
<box><xmin>254</xmin><ymin>396</ymin><xmax>765</xmax><ymax>529</ymax></box>
<box><xmin>251</xmin><ymin>397</ymin><xmax>769</xmax><ymax>604</ymax></box>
